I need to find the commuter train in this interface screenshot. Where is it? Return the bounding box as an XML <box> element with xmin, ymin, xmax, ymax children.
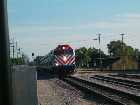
<box><xmin>36</xmin><ymin>44</ymin><xmax>76</xmax><ymax>76</ymax></box>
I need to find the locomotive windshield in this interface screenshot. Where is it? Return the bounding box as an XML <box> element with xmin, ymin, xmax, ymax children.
<box><xmin>54</xmin><ymin>45</ymin><xmax>74</xmax><ymax>55</ymax></box>
<box><xmin>54</xmin><ymin>49</ymin><xmax>74</xmax><ymax>55</ymax></box>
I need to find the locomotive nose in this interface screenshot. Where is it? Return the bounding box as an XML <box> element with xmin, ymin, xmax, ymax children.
<box><xmin>63</xmin><ymin>56</ymin><xmax>67</xmax><ymax>62</ymax></box>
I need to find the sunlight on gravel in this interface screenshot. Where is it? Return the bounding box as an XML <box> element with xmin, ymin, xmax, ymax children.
<box><xmin>37</xmin><ymin>78</ymin><xmax>96</xmax><ymax>105</ymax></box>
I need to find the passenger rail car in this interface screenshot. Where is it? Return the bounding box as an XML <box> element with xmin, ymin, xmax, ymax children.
<box><xmin>37</xmin><ymin>44</ymin><xmax>75</xmax><ymax>75</ymax></box>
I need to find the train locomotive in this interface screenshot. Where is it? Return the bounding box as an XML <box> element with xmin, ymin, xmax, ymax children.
<box><xmin>37</xmin><ymin>44</ymin><xmax>76</xmax><ymax>75</ymax></box>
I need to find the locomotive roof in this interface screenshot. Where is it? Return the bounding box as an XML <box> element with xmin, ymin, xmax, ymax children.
<box><xmin>55</xmin><ymin>44</ymin><xmax>72</xmax><ymax>50</ymax></box>
<box><xmin>41</xmin><ymin>44</ymin><xmax>73</xmax><ymax>58</ymax></box>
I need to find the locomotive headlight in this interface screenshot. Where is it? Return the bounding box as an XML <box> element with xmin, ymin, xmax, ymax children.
<box><xmin>55</xmin><ymin>63</ymin><xmax>59</xmax><ymax>66</ymax></box>
<box><xmin>62</xmin><ymin>47</ymin><xmax>66</xmax><ymax>50</ymax></box>
<box><xmin>63</xmin><ymin>56</ymin><xmax>67</xmax><ymax>62</ymax></box>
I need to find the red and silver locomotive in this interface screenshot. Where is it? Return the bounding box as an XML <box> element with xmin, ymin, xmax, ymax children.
<box><xmin>37</xmin><ymin>44</ymin><xmax>75</xmax><ymax>75</ymax></box>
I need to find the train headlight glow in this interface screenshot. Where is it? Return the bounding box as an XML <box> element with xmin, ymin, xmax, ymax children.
<box><xmin>63</xmin><ymin>56</ymin><xmax>67</xmax><ymax>62</ymax></box>
<box><xmin>62</xmin><ymin>47</ymin><xmax>66</xmax><ymax>50</ymax></box>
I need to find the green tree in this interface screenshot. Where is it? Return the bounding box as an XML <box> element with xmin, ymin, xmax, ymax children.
<box><xmin>75</xmin><ymin>47</ymin><xmax>88</xmax><ymax>67</ymax></box>
<box><xmin>75</xmin><ymin>47</ymin><xmax>107</xmax><ymax>68</ymax></box>
<box><xmin>107</xmin><ymin>40</ymin><xmax>140</xmax><ymax>62</ymax></box>
<box><xmin>134</xmin><ymin>49</ymin><xmax>140</xmax><ymax>61</ymax></box>
<box><xmin>107</xmin><ymin>40</ymin><xmax>137</xmax><ymax>57</ymax></box>
<box><xmin>107</xmin><ymin>40</ymin><xmax>125</xmax><ymax>57</ymax></box>
<box><xmin>10</xmin><ymin>53</ymin><xmax>29</xmax><ymax>65</ymax></box>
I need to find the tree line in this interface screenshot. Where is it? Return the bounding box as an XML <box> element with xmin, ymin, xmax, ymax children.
<box><xmin>75</xmin><ymin>40</ymin><xmax>140</xmax><ymax>68</ymax></box>
<box><xmin>10</xmin><ymin>53</ymin><xmax>29</xmax><ymax>65</ymax></box>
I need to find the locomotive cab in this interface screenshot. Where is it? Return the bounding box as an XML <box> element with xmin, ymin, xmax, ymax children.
<box><xmin>53</xmin><ymin>45</ymin><xmax>75</xmax><ymax>75</ymax></box>
<box><xmin>37</xmin><ymin>44</ymin><xmax>75</xmax><ymax>76</ymax></box>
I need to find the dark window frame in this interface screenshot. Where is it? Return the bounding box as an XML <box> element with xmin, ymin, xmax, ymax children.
<box><xmin>0</xmin><ymin>0</ymin><xmax>13</xmax><ymax>105</ymax></box>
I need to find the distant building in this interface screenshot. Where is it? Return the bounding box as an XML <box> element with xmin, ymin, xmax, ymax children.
<box><xmin>106</xmin><ymin>56</ymin><xmax>138</xmax><ymax>70</ymax></box>
<box><xmin>89</xmin><ymin>56</ymin><xmax>139</xmax><ymax>70</ymax></box>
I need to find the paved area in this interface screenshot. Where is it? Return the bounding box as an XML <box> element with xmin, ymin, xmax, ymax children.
<box><xmin>12</xmin><ymin>65</ymin><xmax>37</xmax><ymax>105</ymax></box>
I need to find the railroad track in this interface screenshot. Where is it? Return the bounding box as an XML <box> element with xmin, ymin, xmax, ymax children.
<box><xmin>76</xmin><ymin>69</ymin><xmax>140</xmax><ymax>73</ymax></box>
<box><xmin>91</xmin><ymin>75</ymin><xmax>140</xmax><ymax>90</ymax></box>
<box><xmin>109</xmin><ymin>74</ymin><xmax>140</xmax><ymax>79</ymax></box>
<box><xmin>63</xmin><ymin>76</ymin><xmax>140</xmax><ymax>105</ymax></box>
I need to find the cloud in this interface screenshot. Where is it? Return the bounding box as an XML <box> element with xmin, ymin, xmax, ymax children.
<box><xmin>9</xmin><ymin>13</ymin><xmax>140</xmax><ymax>58</ymax></box>
<box><xmin>116</xmin><ymin>13</ymin><xmax>140</xmax><ymax>19</ymax></box>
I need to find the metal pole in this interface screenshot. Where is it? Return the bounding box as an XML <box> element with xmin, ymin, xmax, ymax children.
<box><xmin>98</xmin><ymin>33</ymin><xmax>102</xmax><ymax>70</ymax></box>
<box><xmin>120</xmin><ymin>33</ymin><xmax>125</xmax><ymax>71</ymax></box>
<box><xmin>10</xmin><ymin>41</ymin><xmax>15</xmax><ymax>59</ymax></box>
<box><xmin>18</xmin><ymin>48</ymin><xmax>20</xmax><ymax>57</ymax></box>
<box><xmin>13</xmin><ymin>44</ymin><xmax>15</xmax><ymax>59</ymax></box>
<box><xmin>16</xmin><ymin>41</ymin><xmax>18</xmax><ymax>58</ymax></box>
<box><xmin>18</xmin><ymin>48</ymin><xmax>21</xmax><ymax>58</ymax></box>
<box><xmin>10</xmin><ymin>39</ymin><xmax>15</xmax><ymax>59</ymax></box>
<box><xmin>0</xmin><ymin>0</ymin><xmax>13</xmax><ymax>105</ymax></box>
<box><xmin>11</xmin><ymin>44</ymin><xmax>15</xmax><ymax>64</ymax></box>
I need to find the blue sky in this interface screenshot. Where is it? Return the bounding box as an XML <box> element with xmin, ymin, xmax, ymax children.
<box><xmin>8</xmin><ymin>0</ymin><xmax>140</xmax><ymax>58</ymax></box>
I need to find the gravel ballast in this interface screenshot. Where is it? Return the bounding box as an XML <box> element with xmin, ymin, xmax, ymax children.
<box><xmin>37</xmin><ymin>77</ymin><xmax>96</xmax><ymax>105</ymax></box>
<box><xmin>37</xmin><ymin>71</ymin><xmax>117</xmax><ymax>105</ymax></box>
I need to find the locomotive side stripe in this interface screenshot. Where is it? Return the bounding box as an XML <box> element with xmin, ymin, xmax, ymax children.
<box><xmin>58</xmin><ymin>55</ymin><xmax>72</xmax><ymax>64</ymax></box>
<box><xmin>65</xmin><ymin>55</ymin><xmax>73</xmax><ymax>64</ymax></box>
<box><xmin>57</xmin><ymin>56</ymin><xmax>67</xmax><ymax>64</ymax></box>
<box><xmin>55</xmin><ymin>58</ymin><xmax>62</xmax><ymax>65</ymax></box>
<box><xmin>60</xmin><ymin>55</ymin><xmax>69</xmax><ymax>64</ymax></box>
<box><xmin>66</xmin><ymin>57</ymin><xmax>73</xmax><ymax>64</ymax></box>
<box><xmin>55</xmin><ymin>56</ymin><xmax>63</xmax><ymax>64</ymax></box>
<box><xmin>66</xmin><ymin>56</ymin><xmax>73</xmax><ymax>64</ymax></box>
<box><xmin>55</xmin><ymin>56</ymin><xmax>65</xmax><ymax>64</ymax></box>
<box><xmin>59</xmin><ymin>55</ymin><xmax>63</xmax><ymax>60</ymax></box>
<box><xmin>66</xmin><ymin>56</ymin><xmax>75</xmax><ymax>64</ymax></box>
<box><xmin>70</xmin><ymin>57</ymin><xmax>75</xmax><ymax>64</ymax></box>
<box><xmin>54</xmin><ymin>59</ymin><xmax>61</xmax><ymax>65</ymax></box>
<box><xmin>56</xmin><ymin>58</ymin><xmax>64</xmax><ymax>65</ymax></box>
<box><xmin>66</xmin><ymin>55</ymin><xmax>74</xmax><ymax>64</ymax></box>
<box><xmin>55</xmin><ymin>55</ymin><xmax>75</xmax><ymax>65</ymax></box>
<box><xmin>58</xmin><ymin>56</ymin><xmax>66</xmax><ymax>64</ymax></box>
<box><xmin>69</xmin><ymin>56</ymin><xmax>75</xmax><ymax>64</ymax></box>
<box><xmin>66</xmin><ymin>55</ymin><xmax>71</xmax><ymax>62</ymax></box>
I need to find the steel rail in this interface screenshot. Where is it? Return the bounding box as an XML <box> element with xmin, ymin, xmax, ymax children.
<box><xmin>64</xmin><ymin>76</ymin><xmax>140</xmax><ymax>105</ymax></box>
<box><xmin>91</xmin><ymin>75</ymin><xmax>140</xmax><ymax>90</ymax></box>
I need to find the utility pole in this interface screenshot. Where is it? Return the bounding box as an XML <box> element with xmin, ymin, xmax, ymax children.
<box><xmin>18</xmin><ymin>48</ymin><xmax>21</xmax><ymax>58</ymax></box>
<box><xmin>120</xmin><ymin>33</ymin><xmax>125</xmax><ymax>71</ymax></box>
<box><xmin>98</xmin><ymin>33</ymin><xmax>102</xmax><ymax>70</ymax></box>
<box><xmin>10</xmin><ymin>40</ymin><xmax>15</xmax><ymax>65</ymax></box>
<box><xmin>16</xmin><ymin>41</ymin><xmax>18</xmax><ymax>58</ymax></box>
<box><xmin>120</xmin><ymin>33</ymin><xmax>125</xmax><ymax>48</ymax></box>
<box><xmin>12</xmin><ymin>44</ymin><xmax>15</xmax><ymax>59</ymax></box>
<box><xmin>10</xmin><ymin>39</ymin><xmax>15</xmax><ymax>59</ymax></box>
<box><xmin>17</xmin><ymin>48</ymin><xmax>21</xmax><ymax>58</ymax></box>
